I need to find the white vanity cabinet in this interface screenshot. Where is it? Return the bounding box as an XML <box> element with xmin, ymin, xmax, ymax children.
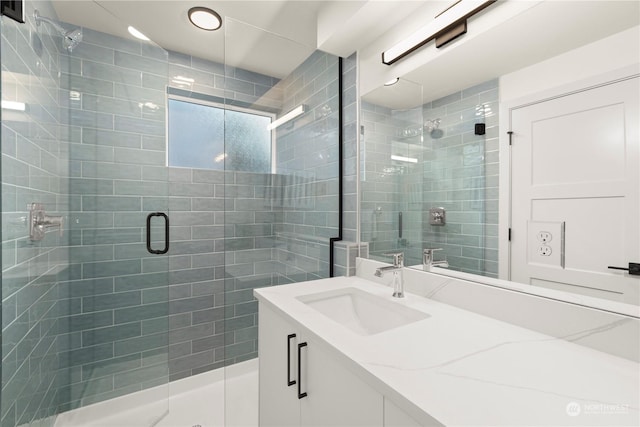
<box><xmin>258</xmin><ymin>303</ymin><xmax>383</xmax><ymax>427</ymax></box>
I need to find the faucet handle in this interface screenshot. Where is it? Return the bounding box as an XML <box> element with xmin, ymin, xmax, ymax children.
<box><xmin>423</xmin><ymin>248</ymin><xmax>443</xmax><ymax>253</ymax></box>
<box><xmin>382</xmin><ymin>252</ymin><xmax>404</xmax><ymax>267</ymax></box>
<box><xmin>423</xmin><ymin>248</ymin><xmax>443</xmax><ymax>265</ymax></box>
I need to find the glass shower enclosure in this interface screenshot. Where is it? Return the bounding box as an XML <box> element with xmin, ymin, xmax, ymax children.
<box><xmin>221</xmin><ymin>18</ymin><xmax>341</xmax><ymax>425</ymax></box>
<box><xmin>360</xmin><ymin>77</ymin><xmax>498</xmax><ymax>277</ymax></box>
<box><xmin>360</xmin><ymin>79</ymin><xmax>425</xmax><ymax>267</ymax></box>
<box><xmin>1</xmin><ymin>2</ymin><xmax>170</xmax><ymax>426</ymax></box>
<box><xmin>2</xmin><ymin>3</ymin><xmax>342</xmax><ymax>427</ymax></box>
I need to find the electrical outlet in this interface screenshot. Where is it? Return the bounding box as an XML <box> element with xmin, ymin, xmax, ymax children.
<box><xmin>528</xmin><ymin>221</ymin><xmax>565</xmax><ymax>267</ymax></box>
<box><xmin>538</xmin><ymin>245</ymin><xmax>552</xmax><ymax>256</ymax></box>
<box><xmin>537</xmin><ymin>231</ymin><xmax>552</xmax><ymax>243</ymax></box>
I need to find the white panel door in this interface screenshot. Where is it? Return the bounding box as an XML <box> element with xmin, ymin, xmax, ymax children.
<box><xmin>510</xmin><ymin>76</ymin><xmax>639</xmax><ymax>305</ymax></box>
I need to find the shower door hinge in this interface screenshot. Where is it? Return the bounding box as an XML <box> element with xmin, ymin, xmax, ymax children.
<box><xmin>507</xmin><ymin>131</ymin><xmax>513</xmax><ymax>145</ymax></box>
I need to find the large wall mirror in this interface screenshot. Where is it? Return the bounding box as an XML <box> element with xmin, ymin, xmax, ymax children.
<box><xmin>358</xmin><ymin>0</ymin><xmax>640</xmax><ymax>308</ymax></box>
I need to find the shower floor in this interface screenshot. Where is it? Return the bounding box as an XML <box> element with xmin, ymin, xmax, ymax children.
<box><xmin>54</xmin><ymin>359</ymin><xmax>259</xmax><ymax>427</ymax></box>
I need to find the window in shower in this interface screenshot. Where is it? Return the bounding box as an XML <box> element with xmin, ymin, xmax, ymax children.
<box><xmin>168</xmin><ymin>96</ymin><xmax>273</xmax><ymax>172</ymax></box>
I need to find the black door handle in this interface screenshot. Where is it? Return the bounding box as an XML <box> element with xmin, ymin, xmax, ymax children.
<box><xmin>297</xmin><ymin>342</ymin><xmax>307</xmax><ymax>399</ymax></box>
<box><xmin>287</xmin><ymin>334</ymin><xmax>296</xmax><ymax>386</ymax></box>
<box><xmin>608</xmin><ymin>263</ymin><xmax>640</xmax><ymax>276</ymax></box>
<box><xmin>146</xmin><ymin>212</ymin><xmax>169</xmax><ymax>254</ymax></box>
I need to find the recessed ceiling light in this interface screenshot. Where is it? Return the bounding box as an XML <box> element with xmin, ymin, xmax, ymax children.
<box><xmin>384</xmin><ymin>78</ymin><xmax>400</xmax><ymax>86</ymax></box>
<box><xmin>128</xmin><ymin>26</ymin><xmax>149</xmax><ymax>41</ymax></box>
<box><xmin>188</xmin><ymin>7</ymin><xmax>222</xmax><ymax>31</ymax></box>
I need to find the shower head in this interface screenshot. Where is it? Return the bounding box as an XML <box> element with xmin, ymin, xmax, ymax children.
<box><xmin>430</xmin><ymin>128</ymin><xmax>444</xmax><ymax>139</ymax></box>
<box><xmin>63</xmin><ymin>28</ymin><xmax>83</xmax><ymax>52</ymax></box>
<box><xmin>425</xmin><ymin>119</ymin><xmax>443</xmax><ymax>139</ymax></box>
<box><xmin>34</xmin><ymin>9</ymin><xmax>83</xmax><ymax>52</ymax></box>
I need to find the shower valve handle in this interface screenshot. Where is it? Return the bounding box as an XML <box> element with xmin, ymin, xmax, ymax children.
<box><xmin>28</xmin><ymin>203</ymin><xmax>64</xmax><ymax>241</ymax></box>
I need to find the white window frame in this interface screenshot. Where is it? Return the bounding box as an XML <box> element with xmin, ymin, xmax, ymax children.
<box><xmin>166</xmin><ymin>93</ymin><xmax>276</xmax><ymax>173</ymax></box>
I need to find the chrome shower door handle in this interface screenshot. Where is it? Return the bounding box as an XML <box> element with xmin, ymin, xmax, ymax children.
<box><xmin>146</xmin><ymin>212</ymin><xmax>169</xmax><ymax>255</ymax></box>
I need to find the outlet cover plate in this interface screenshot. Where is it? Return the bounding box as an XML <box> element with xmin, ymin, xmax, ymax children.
<box><xmin>527</xmin><ymin>221</ymin><xmax>565</xmax><ymax>268</ymax></box>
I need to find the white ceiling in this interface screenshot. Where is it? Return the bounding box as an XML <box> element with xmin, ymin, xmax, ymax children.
<box><xmin>52</xmin><ymin>0</ymin><xmax>326</xmax><ymax>78</ymax></box>
<box><xmin>51</xmin><ymin>1</ymin><xmax>640</xmax><ymax>107</ymax></box>
<box><xmin>50</xmin><ymin>1</ymin><xmax>443</xmax><ymax>79</ymax></box>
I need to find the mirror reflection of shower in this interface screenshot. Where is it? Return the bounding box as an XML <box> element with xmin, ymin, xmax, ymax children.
<box><xmin>34</xmin><ymin>9</ymin><xmax>83</xmax><ymax>52</ymax></box>
<box><xmin>425</xmin><ymin>118</ymin><xmax>443</xmax><ymax>139</ymax></box>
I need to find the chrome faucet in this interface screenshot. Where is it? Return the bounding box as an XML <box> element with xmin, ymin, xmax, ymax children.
<box><xmin>374</xmin><ymin>252</ymin><xmax>404</xmax><ymax>298</ymax></box>
<box><xmin>423</xmin><ymin>248</ymin><xmax>449</xmax><ymax>271</ymax></box>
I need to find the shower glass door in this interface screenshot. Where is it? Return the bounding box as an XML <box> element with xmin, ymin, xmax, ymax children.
<box><xmin>59</xmin><ymin>4</ymin><xmax>171</xmax><ymax>424</ymax></box>
<box><xmin>222</xmin><ymin>18</ymin><xmax>341</xmax><ymax>426</ymax></box>
<box><xmin>1</xmin><ymin>2</ymin><xmax>169</xmax><ymax>426</ymax></box>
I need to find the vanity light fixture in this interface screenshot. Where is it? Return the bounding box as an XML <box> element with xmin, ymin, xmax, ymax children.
<box><xmin>391</xmin><ymin>155</ymin><xmax>418</xmax><ymax>164</ymax></box>
<box><xmin>267</xmin><ymin>105</ymin><xmax>306</xmax><ymax>130</ymax></box>
<box><xmin>128</xmin><ymin>26</ymin><xmax>149</xmax><ymax>41</ymax></box>
<box><xmin>188</xmin><ymin>7</ymin><xmax>222</xmax><ymax>31</ymax></box>
<box><xmin>384</xmin><ymin>77</ymin><xmax>400</xmax><ymax>86</ymax></box>
<box><xmin>382</xmin><ymin>0</ymin><xmax>496</xmax><ymax>65</ymax></box>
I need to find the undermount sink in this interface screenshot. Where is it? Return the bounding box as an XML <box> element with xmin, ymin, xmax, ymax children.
<box><xmin>297</xmin><ymin>287</ymin><xmax>430</xmax><ymax>335</ymax></box>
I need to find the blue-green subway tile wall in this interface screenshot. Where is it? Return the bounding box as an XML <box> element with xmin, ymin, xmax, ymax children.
<box><xmin>56</xmin><ymin>24</ymin><xmax>171</xmax><ymax>413</ymax></box>
<box><xmin>421</xmin><ymin>79</ymin><xmax>499</xmax><ymax>277</ymax></box>
<box><xmin>61</xmin><ymin>27</ymin><xmax>283</xmax><ymax>383</ymax></box>
<box><xmin>361</xmin><ymin>100</ymin><xmax>423</xmax><ymax>261</ymax></box>
<box><xmin>272</xmin><ymin>51</ymin><xmax>340</xmax><ymax>283</ymax></box>
<box><xmin>1</xmin><ymin>1</ymin><xmax>67</xmax><ymax>425</ymax></box>
<box><xmin>221</xmin><ymin>51</ymin><xmax>342</xmax><ymax>368</ymax></box>
<box><xmin>341</xmin><ymin>53</ymin><xmax>358</xmax><ymax>244</ymax></box>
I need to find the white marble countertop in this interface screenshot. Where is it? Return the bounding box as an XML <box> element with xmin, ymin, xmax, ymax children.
<box><xmin>254</xmin><ymin>276</ymin><xmax>640</xmax><ymax>426</ymax></box>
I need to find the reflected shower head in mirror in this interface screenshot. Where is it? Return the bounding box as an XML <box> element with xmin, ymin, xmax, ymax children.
<box><xmin>33</xmin><ymin>9</ymin><xmax>83</xmax><ymax>52</ymax></box>
<box><xmin>425</xmin><ymin>119</ymin><xmax>443</xmax><ymax>139</ymax></box>
<box><xmin>63</xmin><ymin>28</ymin><xmax>83</xmax><ymax>52</ymax></box>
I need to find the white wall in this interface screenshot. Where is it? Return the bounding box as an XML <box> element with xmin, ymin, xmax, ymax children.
<box><xmin>500</xmin><ymin>25</ymin><xmax>640</xmax><ymax>103</ymax></box>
